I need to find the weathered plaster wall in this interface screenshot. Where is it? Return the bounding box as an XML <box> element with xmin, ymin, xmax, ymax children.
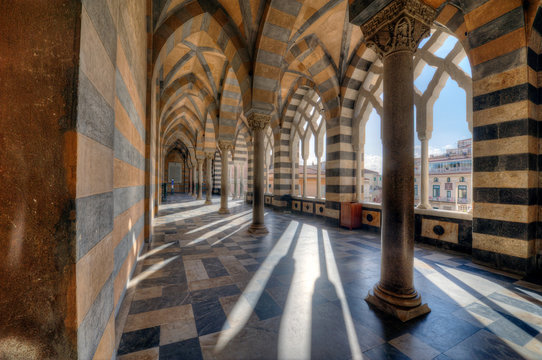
<box><xmin>0</xmin><ymin>1</ymin><xmax>81</xmax><ymax>358</ymax></box>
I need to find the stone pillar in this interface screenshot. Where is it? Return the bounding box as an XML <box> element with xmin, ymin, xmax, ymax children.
<box><xmin>192</xmin><ymin>165</ymin><xmax>198</xmax><ymax>196</ymax></box>
<box><xmin>205</xmin><ymin>153</ymin><xmax>213</xmax><ymax>205</ymax></box>
<box><xmin>233</xmin><ymin>163</ymin><xmax>239</xmax><ymax>199</ymax></box>
<box><xmin>189</xmin><ymin>167</ymin><xmax>193</xmax><ymax>195</ymax></box>
<box><xmin>264</xmin><ymin>164</ymin><xmax>269</xmax><ymax>194</ymax></box>
<box><xmin>218</xmin><ymin>141</ymin><xmax>231</xmax><ymax>214</ymax></box>
<box><xmin>316</xmin><ymin>157</ymin><xmax>322</xmax><ymax>199</ymax></box>
<box><xmin>239</xmin><ymin>164</ymin><xmax>244</xmax><ymax>199</ymax></box>
<box><xmin>196</xmin><ymin>160</ymin><xmax>203</xmax><ymax>199</ymax></box>
<box><xmin>302</xmin><ymin>159</ymin><xmax>308</xmax><ymax>198</ymax></box>
<box><xmin>418</xmin><ymin>135</ymin><xmax>431</xmax><ymax>209</ymax></box>
<box><xmin>351</xmin><ymin>0</ymin><xmax>434</xmax><ymax>321</ymax></box>
<box><xmin>355</xmin><ymin>145</ymin><xmax>364</xmax><ymax>202</ymax></box>
<box><xmin>248</xmin><ymin>112</ymin><xmax>271</xmax><ymax>234</ymax></box>
<box><xmin>291</xmin><ymin>158</ymin><xmax>296</xmax><ymax>196</ymax></box>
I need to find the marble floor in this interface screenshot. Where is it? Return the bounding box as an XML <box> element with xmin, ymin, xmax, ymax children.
<box><xmin>115</xmin><ymin>194</ymin><xmax>542</xmax><ymax>360</ymax></box>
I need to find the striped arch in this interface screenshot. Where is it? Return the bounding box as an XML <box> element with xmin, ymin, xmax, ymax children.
<box><xmin>233</xmin><ymin>128</ymin><xmax>249</xmax><ymax>163</ymax></box>
<box><xmin>341</xmin><ymin>44</ymin><xmax>379</xmax><ymax>125</ymax></box>
<box><xmin>195</xmin><ymin>130</ymin><xmax>205</xmax><ymax>159</ymax></box>
<box><xmin>159</xmin><ymin>73</ymin><xmax>217</xmax><ymax>123</ymax></box>
<box><xmin>278</xmin><ymin>77</ymin><xmax>316</xmax><ymax>128</ymax></box>
<box><xmin>219</xmin><ymin>68</ymin><xmax>243</xmax><ymax>143</ymax></box>
<box><xmin>203</xmin><ymin>113</ymin><xmax>216</xmax><ymax>154</ymax></box>
<box><xmin>252</xmin><ymin>1</ymin><xmax>304</xmax><ymax>113</ymax></box>
<box><xmin>272</xmin><ymin>84</ymin><xmax>316</xmax><ymax>202</ymax></box>
<box><xmin>160</xmin><ymin>131</ymin><xmax>197</xmax><ymax>197</ymax></box>
<box><xmin>161</xmin><ymin>106</ymin><xmax>203</xmax><ymax>143</ymax></box>
<box><xmin>153</xmin><ymin>7</ymin><xmax>251</xmax><ymax>113</ymax></box>
<box><xmin>283</xmin><ymin>36</ymin><xmax>341</xmax><ymax>123</ymax></box>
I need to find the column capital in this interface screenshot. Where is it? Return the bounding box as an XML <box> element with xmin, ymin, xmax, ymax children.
<box><xmin>218</xmin><ymin>140</ymin><xmax>232</xmax><ymax>152</ymax></box>
<box><xmin>205</xmin><ymin>152</ymin><xmax>214</xmax><ymax>160</ymax></box>
<box><xmin>352</xmin><ymin>0</ymin><xmax>435</xmax><ymax>58</ymax></box>
<box><xmin>247</xmin><ymin>112</ymin><xmax>271</xmax><ymax>131</ymax></box>
<box><xmin>416</xmin><ymin>131</ymin><xmax>432</xmax><ymax>141</ymax></box>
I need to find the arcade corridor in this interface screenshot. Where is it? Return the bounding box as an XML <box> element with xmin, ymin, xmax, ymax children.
<box><xmin>114</xmin><ymin>195</ymin><xmax>542</xmax><ymax>359</ymax></box>
<box><xmin>4</xmin><ymin>1</ymin><xmax>542</xmax><ymax>358</ymax></box>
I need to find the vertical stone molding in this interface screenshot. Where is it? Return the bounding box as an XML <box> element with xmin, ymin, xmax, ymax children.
<box><xmin>218</xmin><ymin>141</ymin><xmax>232</xmax><ymax>214</ymax></box>
<box><xmin>205</xmin><ymin>153</ymin><xmax>213</xmax><ymax>205</ymax></box>
<box><xmin>233</xmin><ymin>162</ymin><xmax>239</xmax><ymax>199</ymax></box>
<box><xmin>354</xmin><ymin>144</ymin><xmax>364</xmax><ymax>203</ymax></box>
<box><xmin>351</xmin><ymin>0</ymin><xmax>435</xmax><ymax>322</ymax></box>
<box><xmin>247</xmin><ymin>112</ymin><xmax>271</xmax><ymax>234</ymax></box>
<box><xmin>197</xmin><ymin>160</ymin><xmax>203</xmax><ymax>200</ymax></box>
<box><xmin>192</xmin><ymin>164</ymin><xmax>198</xmax><ymax>197</ymax></box>
<box><xmin>189</xmin><ymin>165</ymin><xmax>193</xmax><ymax>196</ymax></box>
<box><xmin>417</xmin><ymin>133</ymin><xmax>431</xmax><ymax>209</ymax></box>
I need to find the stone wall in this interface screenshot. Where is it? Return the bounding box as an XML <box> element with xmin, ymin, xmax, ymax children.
<box><xmin>0</xmin><ymin>1</ymin><xmax>81</xmax><ymax>358</ymax></box>
<box><xmin>75</xmin><ymin>0</ymin><xmax>148</xmax><ymax>358</ymax></box>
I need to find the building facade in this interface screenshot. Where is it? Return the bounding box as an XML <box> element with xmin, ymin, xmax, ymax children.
<box><xmin>415</xmin><ymin>139</ymin><xmax>472</xmax><ymax>211</ymax></box>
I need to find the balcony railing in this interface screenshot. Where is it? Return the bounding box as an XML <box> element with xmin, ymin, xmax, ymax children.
<box><xmin>429</xmin><ymin>196</ymin><xmax>469</xmax><ymax>203</ymax></box>
<box><xmin>415</xmin><ymin>168</ymin><xmax>471</xmax><ymax>175</ymax></box>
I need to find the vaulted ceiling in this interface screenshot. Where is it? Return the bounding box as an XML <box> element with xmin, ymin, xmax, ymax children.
<box><xmin>152</xmin><ymin>0</ymin><xmax>369</xmax><ymax>163</ymax></box>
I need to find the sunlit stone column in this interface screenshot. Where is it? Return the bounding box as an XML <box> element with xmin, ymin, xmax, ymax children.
<box><xmin>239</xmin><ymin>165</ymin><xmax>244</xmax><ymax>199</ymax></box>
<box><xmin>233</xmin><ymin>162</ymin><xmax>239</xmax><ymax>199</ymax></box>
<box><xmin>188</xmin><ymin>167</ymin><xmax>192</xmax><ymax>195</ymax></box>
<box><xmin>416</xmin><ymin>94</ymin><xmax>432</xmax><ymax>209</ymax></box>
<box><xmin>316</xmin><ymin>157</ymin><xmax>322</xmax><ymax>200</ymax></box>
<box><xmin>205</xmin><ymin>153</ymin><xmax>213</xmax><ymax>205</ymax></box>
<box><xmin>351</xmin><ymin>0</ymin><xmax>434</xmax><ymax>321</ymax></box>
<box><xmin>291</xmin><ymin>158</ymin><xmax>296</xmax><ymax>196</ymax></box>
<box><xmin>197</xmin><ymin>160</ymin><xmax>203</xmax><ymax>200</ymax></box>
<box><xmin>302</xmin><ymin>157</ymin><xmax>308</xmax><ymax>198</ymax></box>
<box><xmin>248</xmin><ymin>112</ymin><xmax>271</xmax><ymax>234</ymax></box>
<box><xmin>264</xmin><ymin>164</ymin><xmax>268</xmax><ymax>194</ymax></box>
<box><xmin>193</xmin><ymin>164</ymin><xmax>198</xmax><ymax>197</ymax></box>
<box><xmin>218</xmin><ymin>141</ymin><xmax>232</xmax><ymax>214</ymax></box>
<box><xmin>354</xmin><ymin>144</ymin><xmax>364</xmax><ymax>202</ymax></box>
<box><xmin>417</xmin><ymin>135</ymin><xmax>431</xmax><ymax>209</ymax></box>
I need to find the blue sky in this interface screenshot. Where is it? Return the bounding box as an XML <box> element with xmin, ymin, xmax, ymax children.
<box><xmin>363</xmin><ymin>36</ymin><xmax>472</xmax><ymax>173</ymax></box>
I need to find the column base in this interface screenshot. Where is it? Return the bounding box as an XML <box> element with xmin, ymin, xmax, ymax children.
<box><xmin>416</xmin><ymin>203</ymin><xmax>431</xmax><ymax>209</ymax></box>
<box><xmin>247</xmin><ymin>223</ymin><xmax>268</xmax><ymax>235</ymax></box>
<box><xmin>218</xmin><ymin>207</ymin><xmax>230</xmax><ymax>214</ymax></box>
<box><xmin>197</xmin><ymin>196</ymin><xmax>202</xmax><ymax>200</ymax></box>
<box><xmin>204</xmin><ymin>199</ymin><xmax>212</xmax><ymax>205</ymax></box>
<box><xmin>365</xmin><ymin>284</ymin><xmax>430</xmax><ymax>322</ymax></box>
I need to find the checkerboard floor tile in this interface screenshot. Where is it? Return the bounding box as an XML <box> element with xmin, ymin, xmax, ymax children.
<box><xmin>116</xmin><ymin>194</ymin><xmax>542</xmax><ymax>359</ymax></box>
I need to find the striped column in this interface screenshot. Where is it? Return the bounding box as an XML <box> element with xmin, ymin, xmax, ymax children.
<box><xmin>213</xmin><ymin>151</ymin><xmax>221</xmax><ymax>195</ymax></box>
<box><xmin>462</xmin><ymin>1</ymin><xmax>539</xmax><ymax>275</ymax></box>
<box><xmin>247</xmin><ymin>140</ymin><xmax>254</xmax><ymax>202</ymax></box>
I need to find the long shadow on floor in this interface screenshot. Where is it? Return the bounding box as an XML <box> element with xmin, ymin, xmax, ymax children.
<box><xmin>310</xmin><ymin>228</ymin><xmax>350</xmax><ymax>360</ymax></box>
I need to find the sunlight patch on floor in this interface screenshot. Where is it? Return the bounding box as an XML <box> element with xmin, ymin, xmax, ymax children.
<box><xmin>278</xmin><ymin>223</ymin><xmax>320</xmax><ymax>359</ymax></box>
<box><xmin>214</xmin><ymin>221</ymin><xmax>300</xmax><ymax>353</ymax></box>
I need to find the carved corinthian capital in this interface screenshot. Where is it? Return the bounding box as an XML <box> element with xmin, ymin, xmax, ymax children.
<box><xmin>247</xmin><ymin>112</ymin><xmax>271</xmax><ymax>131</ymax></box>
<box><xmin>218</xmin><ymin>140</ymin><xmax>232</xmax><ymax>152</ymax></box>
<box><xmin>360</xmin><ymin>0</ymin><xmax>435</xmax><ymax>58</ymax></box>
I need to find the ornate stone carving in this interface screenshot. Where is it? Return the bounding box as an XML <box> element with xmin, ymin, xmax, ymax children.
<box><xmin>360</xmin><ymin>0</ymin><xmax>435</xmax><ymax>57</ymax></box>
<box><xmin>205</xmin><ymin>152</ymin><xmax>214</xmax><ymax>160</ymax></box>
<box><xmin>218</xmin><ymin>140</ymin><xmax>232</xmax><ymax>152</ymax></box>
<box><xmin>247</xmin><ymin>112</ymin><xmax>271</xmax><ymax>131</ymax></box>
